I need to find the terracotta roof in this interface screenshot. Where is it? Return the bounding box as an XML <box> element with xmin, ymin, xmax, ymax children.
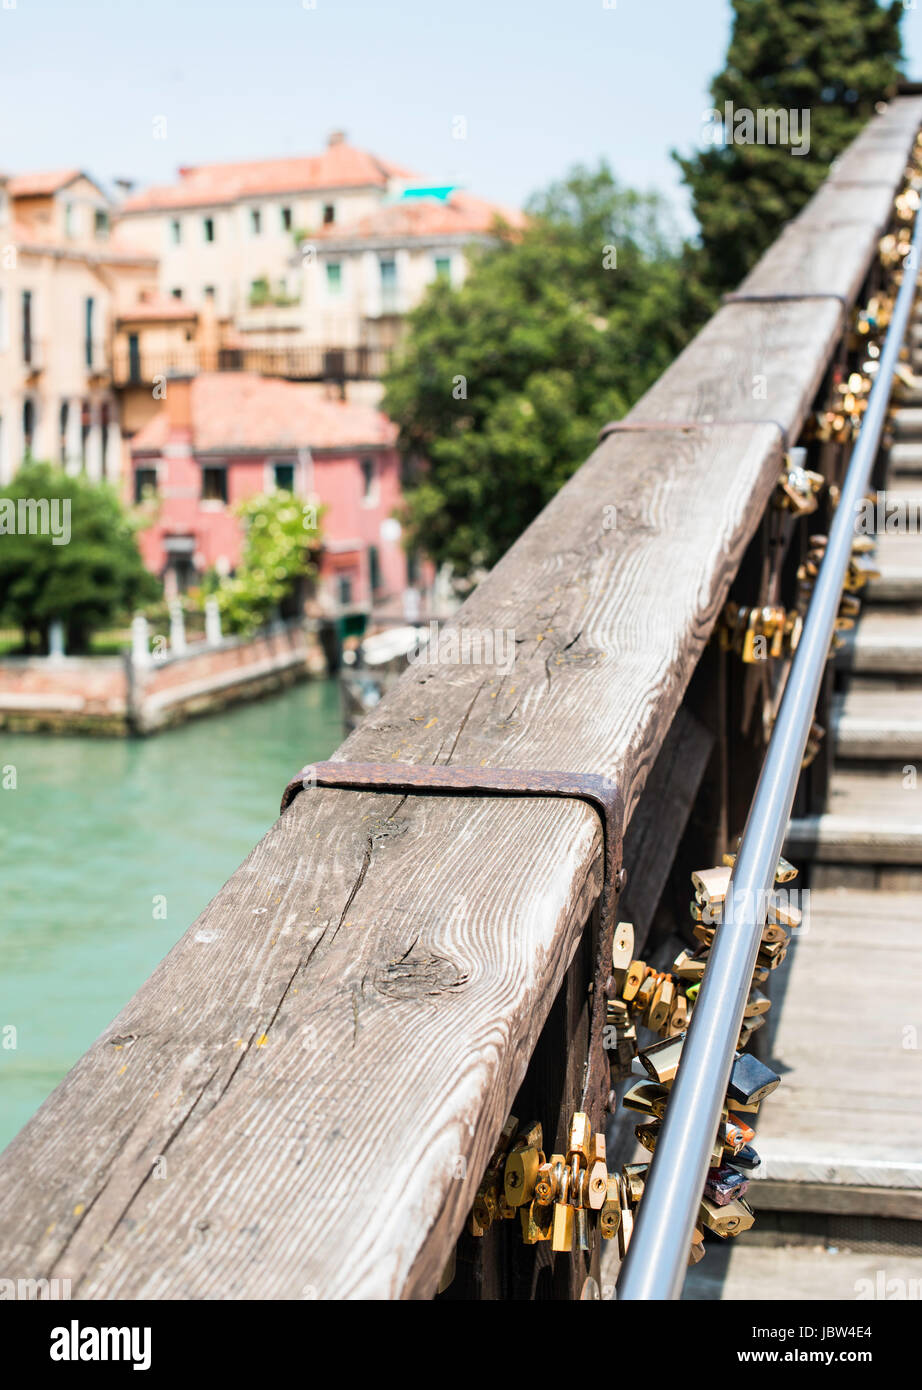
<box><xmin>7</xmin><ymin>169</ymin><xmax>86</xmax><ymax>197</ymax></box>
<box><xmin>131</xmin><ymin>373</ymin><xmax>398</xmax><ymax>453</ymax></box>
<box><xmin>6</xmin><ymin>218</ymin><xmax>156</xmax><ymax>264</ymax></box>
<box><xmin>120</xmin><ymin>143</ymin><xmax>415</xmax><ymax>213</ymax></box>
<box><xmin>118</xmin><ymin>295</ymin><xmax>198</xmax><ymax>323</ymax></box>
<box><xmin>312</xmin><ymin>190</ymin><xmax>525</xmax><ymax>243</ymax></box>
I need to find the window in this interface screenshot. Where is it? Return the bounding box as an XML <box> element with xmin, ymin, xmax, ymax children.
<box><xmin>281</xmin><ymin>205</ymin><xmax>293</xmax><ymax>232</ymax></box>
<box><xmin>323</xmin><ymin>203</ymin><xmax>335</xmax><ymax>225</ymax></box>
<box><xmin>100</xmin><ymin>402</ymin><xmax>109</xmax><ymax>478</ymax></box>
<box><xmin>59</xmin><ymin>401</ymin><xmax>68</xmax><ymax>464</ymax></box>
<box><xmin>201</xmin><ymin>466</ymin><xmax>227</xmax><ymax>503</ymax></box>
<box><xmin>134</xmin><ymin>467</ymin><xmax>158</xmax><ymax>503</ymax></box>
<box><xmin>434</xmin><ymin>256</ymin><xmax>452</xmax><ymax>281</ymax></box>
<box><xmin>273</xmin><ymin>461</ymin><xmax>295</xmax><ymax>491</ymax></box>
<box><xmin>203</xmin><ymin>216</ymin><xmax>215</xmax><ymax>243</ymax></box>
<box><xmin>85</xmin><ymin>298</ymin><xmax>95</xmax><ymax>368</ymax></box>
<box><xmin>81</xmin><ymin>400</ymin><xmax>90</xmax><ymax>470</ymax></box>
<box><xmin>128</xmin><ymin>333</ymin><xmax>141</xmax><ymax>383</ymax></box>
<box><xmin>380</xmin><ymin>258</ymin><xmax>397</xmax><ymax>311</ymax></box>
<box><xmin>407</xmin><ymin>549</ymin><xmax>421</xmax><ymax>586</ymax></box>
<box><xmin>64</xmin><ymin>202</ymin><xmax>76</xmax><ymax>238</ymax></box>
<box><xmin>94</xmin><ymin>208</ymin><xmax>109</xmax><ymax>239</ymax></box>
<box><xmin>21</xmin><ymin>289</ymin><xmax>33</xmax><ymax>364</ymax></box>
<box><xmin>368</xmin><ymin>545</ymin><xmax>382</xmax><ymax>596</ymax></box>
<box><xmin>23</xmin><ymin>399</ymin><xmax>35</xmax><ymax>458</ymax></box>
<box><xmin>250</xmin><ymin>207</ymin><xmax>262</xmax><ymax>235</ymax></box>
<box><xmin>203</xmin><ymin>285</ymin><xmax>216</xmax><ymax>301</ymax></box>
<box><xmin>170</xmin><ymin>218</ymin><xmax>182</xmax><ymax>244</ymax></box>
<box><xmin>325</xmin><ymin>262</ymin><xmax>342</xmax><ymax>294</ymax></box>
<box><xmin>171</xmin><ymin>288</ymin><xmax>183</xmax><ymax>300</ymax></box>
<box><xmin>360</xmin><ymin>457</ymin><xmax>375</xmax><ymax>500</ymax></box>
<box><xmin>337</xmin><ymin>574</ymin><xmax>353</xmax><ymax>606</ymax></box>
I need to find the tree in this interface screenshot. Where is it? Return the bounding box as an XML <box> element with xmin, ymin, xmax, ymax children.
<box><xmin>676</xmin><ymin>0</ymin><xmax>904</xmax><ymax>293</ymax></box>
<box><xmin>205</xmin><ymin>490</ymin><xmax>322</xmax><ymax>635</ymax></box>
<box><xmin>0</xmin><ymin>461</ymin><xmax>159</xmax><ymax>653</ymax></box>
<box><xmin>383</xmin><ymin>164</ymin><xmax>700</xmax><ymax>579</ymax></box>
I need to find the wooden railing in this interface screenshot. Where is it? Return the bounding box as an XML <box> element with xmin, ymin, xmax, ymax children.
<box><xmin>1</xmin><ymin>96</ymin><xmax>920</xmax><ymax>1301</ymax></box>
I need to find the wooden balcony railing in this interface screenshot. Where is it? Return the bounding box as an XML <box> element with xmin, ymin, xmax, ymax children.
<box><xmin>110</xmin><ymin>342</ymin><xmax>393</xmax><ymax>386</ymax></box>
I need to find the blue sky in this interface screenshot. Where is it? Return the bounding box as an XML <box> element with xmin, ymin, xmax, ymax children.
<box><xmin>3</xmin><ymin>0</ymin><xmax>922</xmax><ymax>230</ymax></box>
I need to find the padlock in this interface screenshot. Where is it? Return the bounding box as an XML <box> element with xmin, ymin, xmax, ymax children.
<box><xmin>622</xmin><ymin>1079</ymin><xmax>669</xmax><ymax>1118</ymax></box>
<box><xmin>648</xmin><ymin>976</ymin><xmax>674</xmax><ymax>1032</ymax></box>
<box><xmin>699</xmin><ymin>1195</ymin><xmax>755</xmax><ymax>1238</ymax></box>
<box><xmin>727</xmin><ymin>1053</ymin><xmax>781</xmax><ymax>1106</ymax></box>
<box><xmin>586</xmin><ymin>1131</ymin><xmax>608</xmax><ymax>1211</ymax></box>
<box><xmin>638</xmin><ymin>1033</ymin><xmax>685</xmax><ymax>1086</ymax></box>
<box><xmin>623</xmin><ymin>959</ymin><xmax>646</xmax><ymax>1002</ymax></box>
<box><xmin>674</xmin><ymin>950</ymin><xmax>707</xmax><ymax>982</ymax></box>
<box><xmin>612</xmin><ymin>921</ymin><xmax>635</xmax><ymax>989</ymax></box>
<box><xmin>622</xmin><ymin>1162</ymin><xmax>648</xmax><ymax>1206</ymax></box>
<box><xmin>504</xmin><ymin>1120</ymin><xmax>545</xmax><ymax>1209</ymax></box>
<box><xmin>744</xmin><ymin>989</ymin><xmax>771</xmax><ymax>1018</ymax></box>
<box><xmin>704</xmin><ymin>1165</ymin><xmax>750</xmax><ymax>1207</ymax></box>
<box><xmin>600</xmin><ymin>1175</ymin><xmax>621</xmax><ymax>1240</ymax></box>
<box><xmin>520</xmin><ymin>1198</ymin><xmax>553</xmax><ymax>1244</ymax></box>
<box><xmin>634</xmin><ymin>970</ymin><xmax>657</xmax><ymax>1014</ymax></box>
<box><xmin>666</xmin><ymin>991</ymin><xmax>688</xmax><ymax>1036</ymax></box>
<box><xmin>688</xmin><ymin>1225</ymin><xmax>706</xmax><ymax>1266</ymax></box>
<box><xmin>733</xmin><ymin>1143</ymin><xmax>761</xmax><ymax>1171</ymax></box>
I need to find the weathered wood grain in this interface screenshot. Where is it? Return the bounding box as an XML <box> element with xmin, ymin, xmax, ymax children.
<box><xmin>629</xmin><ymin>299</ymin><xmax>843</xmax><ymax>440</ymax></box>
<box><xmin>0</xmin><ymin>423</ymin><xmax>784</xmax><ymax>1300</ymax></box>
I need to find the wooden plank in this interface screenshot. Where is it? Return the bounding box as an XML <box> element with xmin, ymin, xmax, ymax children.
<box><xmin>0</xmin><ymin>421</ymin><xmax>785</xmax><ymax>1300</ymax></box>
<box><xmin>828</xmin><ymin>97</ymin><xmax>922</xmax><ymax>185</ymax></box>
<box><xmin>751</xmin><ymin>890</ymin><xmax>922</xmax><ymax>1202</ymax></box>
<box><xmin>629</xmin><ymin>299</ymin><xmax>842</xmax><ymax>440</ymax></box>
<box><xmin>795</xmin><ymin>179</ymin><xmax>896</xmax><ymax>233</ymax></box>
<box><xmin>749</xmin><ymin>1180</ymin><xmax>922</xmax><ymax>1221</ymax></box>
<box><xmin>732</xmin><ymin>220</ymin><xmax>888</xmax><ymax>305</ymax></box>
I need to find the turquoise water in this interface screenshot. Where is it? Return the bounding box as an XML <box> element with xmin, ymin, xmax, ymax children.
<box><xmin>0</xmin><ymin>679</ymin><xmax>343</xmax><ymax>1151</ymax></box>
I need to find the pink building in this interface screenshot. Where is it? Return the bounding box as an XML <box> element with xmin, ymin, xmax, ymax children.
<box><xmin>129</xmin><ymin>372</ymin><xmax>425</xmax><ymax>611</ymax></box>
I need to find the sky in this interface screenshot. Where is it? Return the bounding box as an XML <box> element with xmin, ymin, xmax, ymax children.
<box><xmin>3</xmin><ymin>0</ymin><xmax>922</xmax><ymax>232</ymax></box>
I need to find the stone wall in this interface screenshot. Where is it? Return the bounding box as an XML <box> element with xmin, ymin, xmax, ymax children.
<box><xmin>0</xmin><ymin>622</ymin><xmax>325</xmax><ymax>735</ymax></box>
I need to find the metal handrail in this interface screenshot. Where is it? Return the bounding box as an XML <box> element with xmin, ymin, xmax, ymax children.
<box><xmin>617</xmin><ymin>212</ymin><xmax>922</xmax><ymax>1301</ymax></box>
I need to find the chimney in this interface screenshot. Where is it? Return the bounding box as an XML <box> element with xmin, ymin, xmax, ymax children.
<box><xmin>165</xmin><ymin>373</ymin><xmax>194</xmax><ymax>435</ymax></box>
<box><xmin>327</xmin><ymin>130</ymin><xmax>347</xmax><ymax>147</ymax></box>
<box><xmin>113</xmin><ymin>178</ymin><xmax>135</xmax><ymax>198</ymax></box>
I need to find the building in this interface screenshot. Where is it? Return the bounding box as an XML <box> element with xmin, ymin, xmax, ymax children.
<box><xmin>114</xmin><ymin>135</ymin><xmax>522</xmax><ymax>386</ymax></box>
<box><xmin>0</xmin><ymin>169</ymin><xmax>157</xmax><ymax>484</ymax></box>
<box><xmin>302</xmin><ymin>188</ymin><xmax>524</xmax><ymax>356</ymax></box>
<box><xmin>129</xmin><ymin>372</ymin><xmax>426</xmax><ymax>612</ymax></box>
<box><xmin>115</xmin><ymin>133</ymin><xmax>415</xmax><ymax>322</ymax></box>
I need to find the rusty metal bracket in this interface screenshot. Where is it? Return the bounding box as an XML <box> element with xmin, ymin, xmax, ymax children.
<box><xmin>281</xmin><ymin>760</ymin><xmax>626</xmax><ymax>1112</ymax></box>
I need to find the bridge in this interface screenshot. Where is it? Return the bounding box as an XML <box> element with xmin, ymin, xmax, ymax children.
<box><xmin>2</xmin><ymin>97</ymin><xmax>921</xmax><ymax>1302</ymax></box>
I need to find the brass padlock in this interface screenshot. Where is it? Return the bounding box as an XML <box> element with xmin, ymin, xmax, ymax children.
<box><xmin>504</xmin><ymin>1120</ymin><xmax>545</xmax><ymax>1209</ymax></box>
<box><xmin>699</xmin><ymin>1195</ymin><xmax>755</xmax><ymax>1238</ymax></box>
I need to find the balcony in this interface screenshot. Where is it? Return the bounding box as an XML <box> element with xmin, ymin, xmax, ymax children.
<box><xmin>110</xmin><ymin>342</ymin><xmax>392</xmax><ymax>386</ymax></box>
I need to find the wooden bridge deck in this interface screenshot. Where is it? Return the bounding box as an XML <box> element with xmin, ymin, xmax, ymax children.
<box><xmin>771</xmin><ymin>342</ymin><xmax>922</xmax><ymax>1222</ymax></box>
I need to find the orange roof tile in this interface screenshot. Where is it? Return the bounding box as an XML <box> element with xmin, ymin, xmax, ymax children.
<box><xmin>312</xmin><ymin>190</ymin><xmax>525</xmax><ymax>243</ymax></box>
<box><xmin>131</xmin><ymin>373</ymin><xmax>398</xmax><ymax>453</ymax></box>
<box><xmin>8</xmin><ymin>169</ymin><xmax>86</xmax><ymax>197</ymax></box>
<box><xmin>120</xmin><ymin>143</ymin><xmax>416</xmax><ymax>213</ymax></box>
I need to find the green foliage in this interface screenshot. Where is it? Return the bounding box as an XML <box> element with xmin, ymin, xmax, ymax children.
<box><xmin>0</xmin><ymin>460</ymin><xmax>159</xmax><ymax>653</ymax></box>
<box><xmin>383</xmin><ymin>164</ymin><xmax>702</xmax><ymax>577</ymax></box>
<box><xmin>206</xmin><ymin>490</ymin><xmax>323</xmax><ymax>635</ymax></box>
<box><xmin>676</xmin><ymin>0</ymin><xmax>905</xmax><ymax>292</ymax></box>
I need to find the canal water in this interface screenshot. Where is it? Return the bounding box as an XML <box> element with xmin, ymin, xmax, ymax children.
<box><xmin>0</xmin><ymin>678</ymin><xmax>343</xmax><ymax>1151</ymax></box>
